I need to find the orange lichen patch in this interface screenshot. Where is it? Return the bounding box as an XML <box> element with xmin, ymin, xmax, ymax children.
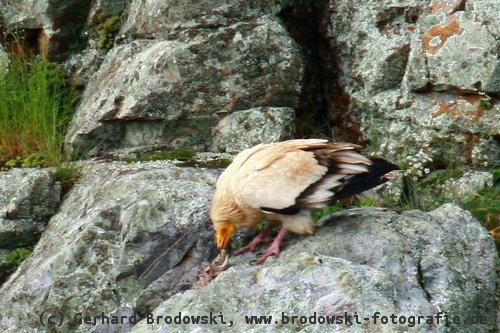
<box><xmin>461</xmin><ymin>95</ymin><xmax>485</xmax><ymax>123</ymax></box>
<box><xmin>423</xmin><ymin>18</ymin><xmax>464</xmax><ymax>55</ymax></box>
<box><xmin>433</xmin><ymin>99</ymin><xmax>460</xmax><ymax>119</ymax></box>
<box><xmin>432</xmin><ymin>95</ymin><xmax>485</xmax><ymax>123</ymax></box>
<box><xmin>461</xmin><ymin>94</ymin><xmax>482</xmax><ymax>105</ymax></box>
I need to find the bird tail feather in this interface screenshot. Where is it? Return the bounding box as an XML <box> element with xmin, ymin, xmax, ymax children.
<box><xmin>331</xmin><ymin>158</ymin><xmax>399</xmax><ymax>201</ymax></box>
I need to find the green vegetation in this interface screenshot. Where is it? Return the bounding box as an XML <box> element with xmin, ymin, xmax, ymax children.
<box><xmin>397</xmin><ymin>163</ymin><xmax>500</xmax><ymax>253</ymax></box>
<box><xmin>127</xmin><ymin>150</ymin><xmax>234</xmax><ymax>168</ymax></box>
<box><xmin>312</xmin><ymin>197</ymin><xmax>380</xmax><ymax>222</ymax></box>
<box><xmin>0</xmin><ymin>54</ymin><xmax>76</xmax><ymax>168</ymax></box>
<box><xmin>127</xmin><ymin>149</ymin><xmax>197</xmax><ymax>163</ymax></box>
<box><xmin>461</xmin><ymin>168</ymin><xmax>500</xmax><ymax>231</ymax></box>
<box><xmin>96</xmin><ymin>13</ymin><xmax>121</xmax><ymax>53</ymax></box>
<box><xmin>55</xmin><ymin>163</ymin><xmax>81</xmax><ymax>196</ymax></box>
<box><xmin>4</xmin><ymin>248</ymin><xmax>31</xmax><ymax>272</ymax></box>
<box><xmin>0</xmin><ymin>247</ymin><xmax>32</xmax><ymax>284</ymax></box>
<box><xmin>312</xmin><ymin>202</ymin><xmax>344</xmax><ymax>222</ymax></box>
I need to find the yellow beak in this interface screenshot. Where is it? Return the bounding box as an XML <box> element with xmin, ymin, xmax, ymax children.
<box><xmin>215</xmin><ymin>222</ymin><xmax>237</xmax><ymax>249</ymax></box>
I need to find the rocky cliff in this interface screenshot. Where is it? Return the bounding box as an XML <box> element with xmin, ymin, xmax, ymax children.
<box><xmin>0</xmin><ymin>0</ymin><xmax>498</xmax><ymax>332</ymax></box>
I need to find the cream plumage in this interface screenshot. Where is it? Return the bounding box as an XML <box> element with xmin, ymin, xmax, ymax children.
<box><xmin>210</xmin><ymin>139</ymin><xmax>399</xmax><ymax>265</ymax></box>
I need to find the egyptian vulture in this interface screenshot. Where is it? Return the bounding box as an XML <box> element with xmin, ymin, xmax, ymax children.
<box><xmin>210</xmin><ymin>139</ymin><xmax>399</xmax><ymax>266</ymax></box>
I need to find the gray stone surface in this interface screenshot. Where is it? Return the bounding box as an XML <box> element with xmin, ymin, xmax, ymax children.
<box><xmin>211</xmin><ymin>107</ymin><xmax>296</xmax><ymax>153</ymax></box>
<box><xmin>325</xmin><ymin>0</ymin><xmax>500</xmax><ymax>167</ymax></box>
<box><xmin>0</xmin><ymin>161</ymin><xmax>221</xmax><ymax>332</ymax></box>
<box><xmin>129</xmin><ymin>205</ymin><xmax>498</xmax><ymax>333</ymax></box>
<box><xmin>121</xmin><ymin>0</ymin><xmax>285</xmax><ymax>39</ymax></box>
<box><xmin>65</xmin><ymin>15</ymin><xmax>303</xmax><ymax>155</ymax></box>
<box><xmin>0</xmin><ymin>168</ymin><xmax>60</xmax><ymax>249</ymax></box>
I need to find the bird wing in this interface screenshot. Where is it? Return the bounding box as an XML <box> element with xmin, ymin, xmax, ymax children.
<box><xmin>229</xmin><ymin>140</ymin><xmax>332</xmax><ymax>211</ymax></box>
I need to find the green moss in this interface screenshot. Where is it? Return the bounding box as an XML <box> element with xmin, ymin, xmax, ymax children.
<box><xmin>128</xmin><ymin>149</ymin><xmax>197</xmax><ymax>163</ymax></box>
<box><xmin>96</xmin><ymin>13</ymin><xmax>121</xmax><ymax>53</ymax></box>
<box><xmin>176</xmin><ymin>158</ymin><xmax>233</xmax><ymax>168</ymax></box>
<box><xmin>2</xmin><ymin>153</ymin><xmax>50</xmax><ymax>169</ymax></box>
<box><xmin>479</xmin><ymin>97</ymin><xmax>493</xmax><ymax>110</ymax></box>
<box><xmin>4</xmin><ymin>248</ymin><xmax>31</xmax><ymax>271</ymax></box>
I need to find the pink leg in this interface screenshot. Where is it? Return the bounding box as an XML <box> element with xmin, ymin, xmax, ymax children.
<box><xmin>254</xmin><ymin>226</ymin><xmax>287</xmax><ymax>264</ymax></box>
<box><xmin>234</xmin><ymin>225</ymin><xmax>274</xmax><ymax>256</ymax></box>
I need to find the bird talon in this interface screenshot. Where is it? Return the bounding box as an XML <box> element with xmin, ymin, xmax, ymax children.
<box><xmin>249</xmin><ymin>259</ymin><xmax>260</xmax><ymax>265</ymax></box>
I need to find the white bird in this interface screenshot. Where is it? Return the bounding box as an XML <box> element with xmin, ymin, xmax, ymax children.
<box><xmin>210</xmin><ymin>139</ymin><xmax>399</xmax><ymax>265</ymax></box>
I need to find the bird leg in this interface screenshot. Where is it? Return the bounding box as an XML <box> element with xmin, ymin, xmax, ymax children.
<box><xmin>253</xmin><ymin>226</ymin><xmax>287</xmax><ymax>264</ymax></box>
<box><xmin>234</xmin><ymin>224</ymin><xmax>274</xmax><ymax>256</ymax></box>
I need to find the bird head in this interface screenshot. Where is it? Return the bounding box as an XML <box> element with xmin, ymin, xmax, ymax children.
<box><xmin>210</xmin><ymin>195</ymin><xmax>242</xmax><ymax>250</ymax></box>
<box><xmin>213</xmin><ymin>221</ymin><xmax>237</xmax><ymax>249</ymax></box>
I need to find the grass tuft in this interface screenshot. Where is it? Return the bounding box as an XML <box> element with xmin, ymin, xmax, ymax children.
<box><xmin>0</xmin><ymin>53</ymin><xmax>76</xmax><ymax>168</ymax></box>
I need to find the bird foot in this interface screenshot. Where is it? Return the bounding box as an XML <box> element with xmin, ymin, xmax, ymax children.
<box><xmin>252</xmin><ymin>226</ymin><xmax>288</xmax><ymax>264</ymax></box>
<box><xmin>252</xmin><ymin>240</ymin><xmax>282</xmax><ymax>265</ymax></box>
<box><xmin>234</xmin><ymin>225</ymin><xmax>274</xmax><ymax>256</ymax></box>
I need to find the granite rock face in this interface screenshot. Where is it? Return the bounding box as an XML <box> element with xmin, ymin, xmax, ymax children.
<box><xmin>211</xmin><ymin>107</ymin><xmax>296</xmax><ymax>153</ymax></box>
<box><xmin>325</xmin><ymin>0</ymin><xmax>500</xmax><ymax>167</ymax></box>
<box><xmin>1</xmin><ymin>169</ymin><xmax>496</xmax><ymax>333</ymax></box>
<box><xmin>129</xmin><ymin>205</ymin><xmax>498</xmax><ymax>333</ymax></box>
<box><xmin>63</xmin><ymin>0</ymin><xmax>303</xmax><ymax>155</ymax></box>
<box><xmin>0</xmin><ymin>161</ymin><xmax>221</xmax><ymax>332</ymax></box>
<box><xmin>0</xmin><ymin>168</ymin><xmax>60</xmax><ymax>250</ymax></box>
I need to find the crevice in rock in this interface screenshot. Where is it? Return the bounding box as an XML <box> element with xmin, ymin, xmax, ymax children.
<box><xmin>278</xmin><ymin>0</ymin><xmax>334</xmax><ymax>139</ymax></box>
<box><xmin>0</xmin><ymin>0</ymin><xmax>91</xmax><ymax>62</ymax></box>
<box><xmin>417</xmin><ymin>260</ymin><xmax>432</xmax><ymax>302</ymax></box>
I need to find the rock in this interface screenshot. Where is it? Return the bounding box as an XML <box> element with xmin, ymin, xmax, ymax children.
<box><xmin>440</xmin><ymin>170</ymin><xmax>494</xmax><ymax>201</ymax></box>
<box><xmin>0</xmin><ymin>0</ymin><xmax>92</xmax><ymax>61</ymax></box>
<box><xmin>65</xmin><ymin>14</ymin><xmax>303</xmax><ymax>155</ymax></box>
<box><xmin>415</xmin><ymin>7</ymin><xmax>498</xmax><ymax>92</ymax></box>
<box><xmin>324</xmin><ymin>0</ymin><xmax>500</xmax><ymax>167</ymax></box>
<box><xmin>0</xmin><ymin>161</ymin><xmax>221</xmax><ymax>332</ymax></box>
<box><xmin>0</xmin><ymin>168</ymin><xmax>60</xmax><ymax>249</ymax></box>
<box><xmin>358</xmin><ymin>91</ymin><xmax>500</xmax><ymax>167</ymax></box>
<box><xmin>129</xmin><ymin>205</ymin><xmax>497</xmax><ymax>333</ymax></box>
<box><xmin>121</xmin><ymin>0</ymin><xmax>285</xmax><ymax>39</ymax></box>
<box><xmin>211</xmin><ymin>107</ymin><xmax>296</xmax><ymax>153</ymax></box>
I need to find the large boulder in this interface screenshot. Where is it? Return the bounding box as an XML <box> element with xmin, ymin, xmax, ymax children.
<box><xmin>64</xmin><ymin>0</ymin><xmax>303</xmax><ymax>156</ymax></box>
<box><xmin>130</xmin><ymin>205</ymin><xmax>498</xmax><ymax>333</ymax></box>
<box><xmin>0</xmin><ymin>160</ymin><xmax>220</xmax><ymax>332</ymax></box>
<box><xmin>211</xmin><ymin>107</ymin><xmax>296</xmax><ymax>153</ymax></box>
<box><xmin>0</xmin><ymin>159</ymin><xmax>496</xmax><ymax>333</ymax></box>
<box><xmin>0</xmin><ymin>168</ymin><xmax>60</xmax><ymax>249</ymax></box>
<box><xmin>324</xmin><ymin>0</ymin><xmax>500</xmax><ymax>167</ymax></box>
